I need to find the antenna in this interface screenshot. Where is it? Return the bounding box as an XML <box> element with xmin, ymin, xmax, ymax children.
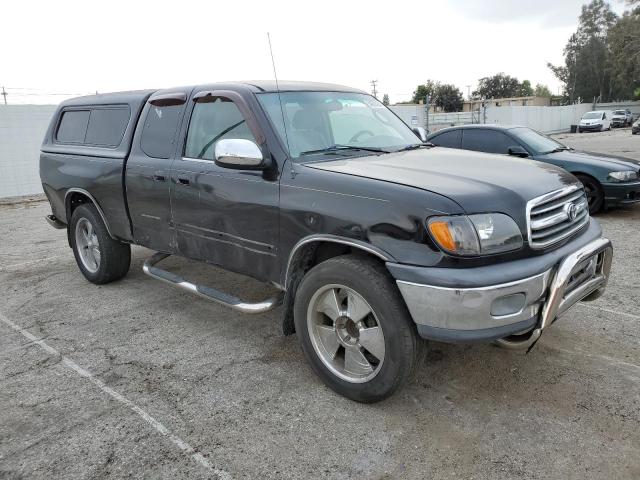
<box><xmin>267</xmin><ymin>33</ymin><xmax>291</xmax><ymax>157</ymax></box>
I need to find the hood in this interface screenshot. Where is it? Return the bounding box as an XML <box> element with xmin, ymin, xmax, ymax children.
<box><xmin>305</xmin><ymin>147</ymin><xmax>579</xmax><ymax>217</ymax></box>
<box><xmin>541</xmin><ymin>149</ymin><xmax>640</xmax><ymax>171</ymax></box>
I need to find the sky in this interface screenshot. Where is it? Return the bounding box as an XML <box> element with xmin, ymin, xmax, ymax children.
<box><xmin>0</xmin><ymin>0</ymin><xmax>631</xmax><ymax>105</ymax></box>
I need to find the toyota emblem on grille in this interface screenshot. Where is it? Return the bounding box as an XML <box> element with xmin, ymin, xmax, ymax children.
<box><xmin>565</xmin><ymin>202</ymin><xmax>578</xmax><ymax>221</ymax></box>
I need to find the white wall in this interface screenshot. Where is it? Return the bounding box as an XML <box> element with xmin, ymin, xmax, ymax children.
<box><xmin>485</xmin><ymin>103</ymin><xmax>593</xmax><ymax>134</ymax></box>
<box><xmin>391</xmin><ymin>101</ymin><xmax>640</xmax><ymax>135</ymax></box>
<box><xmin>0</xmin><ymin>105</ymin><xmax>57</xmax><ymax>198</ymax></box>
<box><xmin>389</xmin><ymin>104</ymin><xmax>426</xmax><ymax>128</ymax></box>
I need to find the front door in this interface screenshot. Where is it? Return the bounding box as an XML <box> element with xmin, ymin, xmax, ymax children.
<box><xmin>170</xmin><ymin>90</ymin><xmax>279</xmax><ymax>282</ymax></box>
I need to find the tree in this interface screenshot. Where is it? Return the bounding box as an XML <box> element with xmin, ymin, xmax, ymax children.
<box><xmin>382</xmin><ymin>94</ymin><xmax>390</xmax><ymax>106</ymax></box>
<box><xmin>548</xmin><ymin>0</ymin><xmax>619</xmax><ymax>102</ymax></box>
<box><xmin>607</xmin><ymin>9</ymin><xmax>640</xmax><ymax>99</ymax></box>
<box><xmin>534</xmin><ymin>83</ymin><xmax>553</xmax><ymax>97</ymax></box>
<box><xmin>473</xmin><ymin>73</ymin><xmax>521</xmax><ymax>98</ymax></box>
<box><xmin>411</xmin><ymin>81</ymin><xmax>439</xmax><ymax>103</ymax></box>
<box><xmin>410</xmin><ymin>81</ymin><xmax>464</xmax><ymax>112</ymax></box>
<box><xmin>518</xmin><ymin>80</ymin><xmax>534</xmax><ymax>96</ymax></box>
<box><xmin>434</xmin><ymin>84</ymin><xmax>464</xmax><ymax>112</ymax></box>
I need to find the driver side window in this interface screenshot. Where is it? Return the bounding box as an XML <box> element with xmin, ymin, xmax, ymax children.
<box><xmin>185</xmin><ymin>98</ymin><xmax>257</xmax><ymax>160</ymax></box>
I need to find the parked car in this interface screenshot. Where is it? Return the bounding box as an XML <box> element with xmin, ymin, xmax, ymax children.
<box><xmin>426</xmin><ymin>125</ymin><xmax>640</xmax><ymax>213</ymax></box>
<box><xmin>611</xmin><ymin>110</ymin><xmax>630</xmax><ymax>128</ymax></box>
<box><xmin>624</xmin><ymin>108</ymin><xmax>634</xmax><ymax>125</ymax></box>
<box><xmin>578</xmin><ymin>110</ymin><xmax>611</xmax><ymax>132</ymax></box>
<box><xmin>40</xmin><ymin>82</ymin><xmax>612</xmax><ymax>402</ymax></box>
<box><xmin>633</xmin><ymin>118</ymin><xmax>640</xmax><ymax>135</ymax></box>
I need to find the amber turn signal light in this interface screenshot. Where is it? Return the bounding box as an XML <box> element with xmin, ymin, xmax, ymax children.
<box><xmin>428</xmin><ymin>221</ymin><xmax>457</xmax><ymax>252</ymax></box>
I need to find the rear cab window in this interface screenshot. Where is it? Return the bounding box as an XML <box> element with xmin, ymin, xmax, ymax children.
<box><xmin>56</xmin><ymin>110</ymin><xmax>90</xmax><ymax>143</ymax></box>
<box><xmin>55</xmin><ymin>106</ymin><xmax>130</xmax><ymax>147</ymax></box>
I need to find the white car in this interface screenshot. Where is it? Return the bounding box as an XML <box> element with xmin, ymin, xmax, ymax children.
<box><xmin>611</xmin><ymin>110</ymin><xmax>633</xmax><ymax>127</ymax></box>
<box><xmin>578</xmin><ymin>110</ymin><xmax>611</xmax><ymax>132</ymax></box>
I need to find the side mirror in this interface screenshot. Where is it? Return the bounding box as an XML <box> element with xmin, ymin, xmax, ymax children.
<box><xmin>508</xmin><ymin>145</ymin><xmax>529</xmax><ymax>158</ymax></box>
<box><xmin>214</xmin><ymin>139</ymin><xmax>264</xmax><ymax>169</ymax></box>
<box><xmin>412</xmin><ymin>126</ymin><xmax>428</xmax><ymax>143</ymax></box>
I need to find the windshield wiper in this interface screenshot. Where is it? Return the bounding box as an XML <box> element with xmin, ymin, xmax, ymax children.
<box><xmin>299</xmin><ymin>144</ymin><xmax>389</xmax><ymax>156</ymax></box>
<box><xmin>546</xmin><ymin>146</ymin><xmax>571</xmax><ymax>154</ymax></box>
<box><xmin>398</xmin><ymin>142</ymin><xmax>435</xmax><ymax>151</ymax></box>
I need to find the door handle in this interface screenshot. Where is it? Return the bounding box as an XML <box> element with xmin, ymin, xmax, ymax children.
<box><xmin>177</xmin><ymin>174</ymin><xmax>191</xmax><ymax>186</ymax></box>
<box><xmin>153</xmin><ymin>172</ymin><xmax>166</xmax><ymax>182</ymax></box>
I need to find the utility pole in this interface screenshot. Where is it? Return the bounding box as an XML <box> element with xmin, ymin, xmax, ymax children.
<box><xmin>370</xmin><ymin>80</ymin><xmax>378</xmax><ymax>98</ymax></box>
<box><xmin>1</xmin><ymin>87</ymin><xmax>7</xmax><ymax>105</ymax></box>
<box><xmin>466</xmin><ymin>85</ymin><xmax>471</xmax><ymax>100</ymax></box>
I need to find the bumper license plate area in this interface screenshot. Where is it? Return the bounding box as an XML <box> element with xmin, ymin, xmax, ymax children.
<box><xmin>564</xmin><ymin>252</ymin><xmax>603</xmax><ymax>295</ymax></box>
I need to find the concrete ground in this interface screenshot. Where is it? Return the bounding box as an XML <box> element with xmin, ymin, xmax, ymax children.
<box><xmin>1</xmin><ymin>133</ymin><xmax>639</xmax><ymax>479</ymax></box>
<box><xmin>552</xmin><ymin>126</ymin><xmax>640</xmax><ymax>161</ymax></box>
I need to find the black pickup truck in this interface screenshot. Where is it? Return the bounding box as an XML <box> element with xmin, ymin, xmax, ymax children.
<box><xmin>40</xmin><ymin>81</ymin><xmax>613</xmax><ymax>402</ymax></box>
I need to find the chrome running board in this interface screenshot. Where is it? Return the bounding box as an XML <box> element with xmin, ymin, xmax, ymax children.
<box><xmin>143</xmin><ymin>252</ymin><xmax>283</xmax><ymax>314</ymax></box>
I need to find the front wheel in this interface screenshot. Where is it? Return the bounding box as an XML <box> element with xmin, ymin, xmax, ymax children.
<box><xmin>294</xmin><ymin>255</ymin><xmax>422</xmax><ymax>403</ymax></box>
<box><xmin>575</xmin><ymin>174</ymin><xmax>604</xmax><ymax>214</ymax></box>
<box><xmin>70</xmin><ymin>204</ymin><xmax>131</xmax><ymax>284</ymax></box>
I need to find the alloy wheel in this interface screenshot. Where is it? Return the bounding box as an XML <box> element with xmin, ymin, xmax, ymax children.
<box><xmin>307</xmin><ymin>284</ymin><xmax>385</xmax><ymax>383</ymax></box>
<box><xmin>75</xmin><ymin>217</ymin><xmax>101</xmax><ymax>273</ymax></box>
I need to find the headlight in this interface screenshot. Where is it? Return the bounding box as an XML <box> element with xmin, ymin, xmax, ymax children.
<box><xmin>608</xmin><ymin>171</ymin><xmax>639</xmax><ymax>182</ymax></box>
<box><xmin>427</xmin><ymin>213</ymin><xmax>523</xmax><ymax>256</ymax></box>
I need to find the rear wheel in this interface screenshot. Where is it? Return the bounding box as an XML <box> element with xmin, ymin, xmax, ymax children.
<box><xmin>294</xmin><ymin>255</ymin><xmax>422</xmax><ymax>403</ymax></box>
<box><xmin>575</xmin><ymin>174</ymin><xmax>604</xmax><ymax>214</ymax></box>
<box><xmin>70</xmin><ymin>204</ymin><xmax>131</xmax><ymax>284</ymax></box>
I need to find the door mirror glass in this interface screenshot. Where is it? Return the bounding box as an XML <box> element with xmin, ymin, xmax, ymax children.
<box><xmin>214</xmin><ymin>139</ymin><xmax>264</xmax><ymax>169</ymax></box>
<box><xmin>412</xmin><ymin>126</ymin><xmax>428</xmax><ymax>143</ymax></box>
<box><xmin>508</xmin><ymin>145</ymin><xmax>529</xmax><ymax>158</ymax></box>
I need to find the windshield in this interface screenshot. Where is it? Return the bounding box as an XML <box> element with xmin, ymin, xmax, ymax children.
<box><xmin>510</xmin><ymin>127</ymin><xmax>566</xmax><ymax>154</ymax></box>
<box><xmin>614</xmin><ymin>110</ymin><xmax>626</xmax><ymax>115</ymax></box>
<box><xmin>257</xmin><ymin>91</ymin><xmax>419</xmax><ymax>159</ymax></box>
<box><xmin>582</xmin><ymin>112</ymin><xmax>603</xmax><ymax>119</ymax></box>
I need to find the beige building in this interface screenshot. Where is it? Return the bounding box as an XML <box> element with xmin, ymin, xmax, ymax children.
<box><xmin>462</xmin><ymin>96</ymin><xmax>551</xmax><ymax>112</ymax></box>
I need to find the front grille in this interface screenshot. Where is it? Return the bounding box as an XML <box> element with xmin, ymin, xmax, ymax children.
<box><xmin>527</xmin><ymin>185</ymin><xmax>589</xmax><ymax>249</ymax></box>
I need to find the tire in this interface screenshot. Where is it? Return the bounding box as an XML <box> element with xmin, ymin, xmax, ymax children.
<box><xmin>577</xmin><ymin>128</ymin><xmax>582</xmax><ymax>133</ymax></box>
<box><xmin>70</xmin><ymin>204</ymin><xmax>131</xmax><ymax>284</ymax></box>
<box><xmin>575</xmin><ymin>174</ymin><xmax>604</xmax><ymax>214</ymax></box>
<box><xmin>294</xmin><ymin>254</ymin><xmax>422</xmax><ymax>403</ymax></box>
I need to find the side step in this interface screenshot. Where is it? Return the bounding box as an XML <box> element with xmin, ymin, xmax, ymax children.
<box><xmin>143</xmin><ymin>252</ymin><xmax>283</xmax><ymax>314</ymax></box>
<box><xmin>45</xmin><ymin>215</ymin><xmax>66</xmax><ymax>229</ymax></box>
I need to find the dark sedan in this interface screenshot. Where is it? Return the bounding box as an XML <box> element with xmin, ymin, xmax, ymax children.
<box><xmin>426</xmin><ymin>125</ymin><xmax>640</xmax><ymax>213</ymax></box>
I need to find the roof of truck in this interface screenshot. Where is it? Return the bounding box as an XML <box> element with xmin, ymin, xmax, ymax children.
<box><xmin>59</xmin><ymin>81</ymin><xmax>365</xmax><ymax>108</ymax></box>
<box><xmin>59</xmin><ymin>89</ymin><xmax>156</xmax><ymax>107</ymax></box>
<box><xmin>238</xmin><ymin>80</ymin><xmax>366</xmax><ymax>93</ymax></box>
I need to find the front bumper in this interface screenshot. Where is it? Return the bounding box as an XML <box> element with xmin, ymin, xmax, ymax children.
<box><xmin>391</xmin><ymin>235</ymin><xmax>613</xmax><ymax>349</ymax></box>
<box><xmin>603</xmin><ymin>181</ymin><xmax>640</xmax><ymax>205</ymax></box>
<box><xmin>578</xmin><ymin>124</ymin><xmax>603</xmax><ymax>131</ymax></box>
